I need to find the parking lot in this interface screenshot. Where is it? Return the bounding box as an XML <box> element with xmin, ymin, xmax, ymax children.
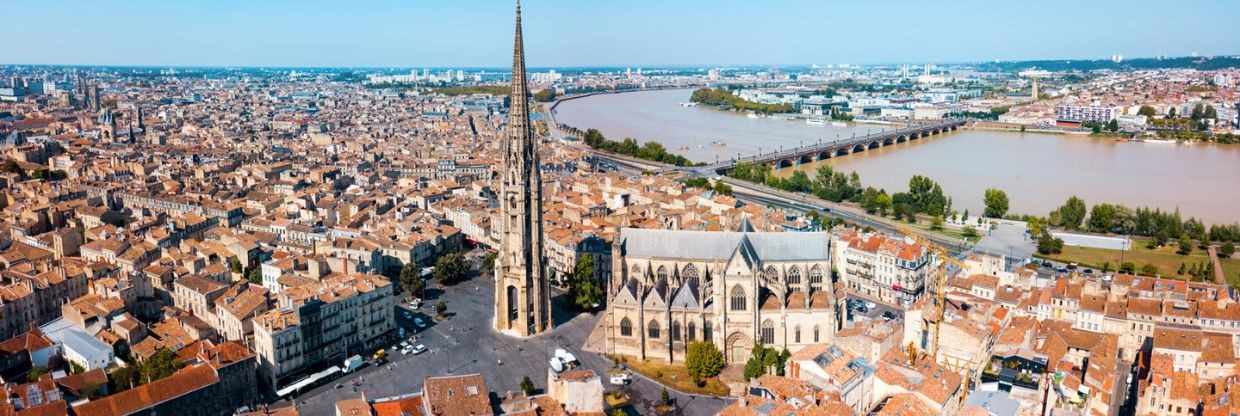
<box><xmin>284</xmin><ymin>256</ymin><xmax>730</xmax><ymax>416</ymax></box>
<box><xmin>845</xmin><ymin>295</ymin><xmax>903</xmax><ymax>324</ymax></box>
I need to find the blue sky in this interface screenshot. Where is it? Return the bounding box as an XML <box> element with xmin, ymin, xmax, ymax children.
<box><xmin>4</xmin><ymin>0</ymin><xmax>1237</xmax><ymax>67</ymax></box>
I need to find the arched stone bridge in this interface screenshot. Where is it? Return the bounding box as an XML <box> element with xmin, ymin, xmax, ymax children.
<box><xmin>701</xmin><ymin>119</ymin><xmax>967</xmax><ymax>175</ymax></box>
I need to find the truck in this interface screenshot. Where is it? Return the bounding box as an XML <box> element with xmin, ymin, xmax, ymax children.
<box><xmin>342</xmin><ymin>355</ymin><xmax>365</xmax><ymax>373</ymax></box>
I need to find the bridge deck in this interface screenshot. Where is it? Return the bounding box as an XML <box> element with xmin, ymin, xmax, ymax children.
<box><xmin>704</xmin><ymin>119</ymin><xmax>966</xmax><ymax>173</ymax></box>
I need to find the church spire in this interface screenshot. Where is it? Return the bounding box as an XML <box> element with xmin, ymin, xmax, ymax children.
<box><xmin>494</xmin><ymin>0</ymin><xmax>550</xmax><ymax>338</ymax></box>
<box><xmin>508</xmin><ymin>0</ymin><xmax>530</xmax><ymax>151</ymax></box>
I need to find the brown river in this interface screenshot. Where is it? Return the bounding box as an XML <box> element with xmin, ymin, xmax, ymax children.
<box><xmin>554</xmin><ymin>89</ymin><xmax>1240</xmax><ymax>224</ymax></box>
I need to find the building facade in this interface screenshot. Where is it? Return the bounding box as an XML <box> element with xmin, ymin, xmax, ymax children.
<box><xmin>605</xmin><ymin>227</ymin><xmax>839</xmax><ymax>364</ymax></box>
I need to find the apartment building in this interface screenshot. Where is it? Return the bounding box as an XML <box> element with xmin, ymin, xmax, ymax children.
<box><xmin>832</xmin><ymin>229</ymin><xmax>932</xmax><ymax>307</ymax></box>
<box><xmin>252</xmin><ymin>273</ymin><xmax>393</xmax><ymax>389</ymax></box>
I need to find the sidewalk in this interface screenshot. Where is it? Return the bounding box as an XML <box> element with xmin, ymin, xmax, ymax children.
<box><xmin>1208</xmin><ymin>246</ymin><xmax>1227</xmax><ymax>285</ymax></box>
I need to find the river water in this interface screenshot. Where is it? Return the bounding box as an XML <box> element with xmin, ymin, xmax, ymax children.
<box><xmin>555</xmin><ymin>89</ymin><xmax>1240</xmax><ymax>224</ymax></box>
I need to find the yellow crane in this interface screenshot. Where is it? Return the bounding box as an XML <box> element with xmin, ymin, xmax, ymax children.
<box><xmin>895</xmin><ymin>223</ymin><xmax>972</xmax><ymax>399</ymax></box>
<box><xmin>893</xmin><ymin>224</ymin><xmax>965</xmax><ymax>361</ymax></box>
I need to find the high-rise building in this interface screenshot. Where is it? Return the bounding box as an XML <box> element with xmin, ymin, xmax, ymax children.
<box><xmin>493</xmin><ymin>0</ymin><xmax>552</xmax><ymax>338</ymax></box>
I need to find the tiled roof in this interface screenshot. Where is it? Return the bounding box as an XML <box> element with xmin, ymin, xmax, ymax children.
<box><xmin>72</xmin><ymin>364</ymin><xmax>219</xmax><ymax>416</ymax></box>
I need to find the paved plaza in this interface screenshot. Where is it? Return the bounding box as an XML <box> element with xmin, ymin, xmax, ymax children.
<box><xmin>286</xmin><ymin>260</ymin><xmax>731</xmax><ymax>416</ymax></box>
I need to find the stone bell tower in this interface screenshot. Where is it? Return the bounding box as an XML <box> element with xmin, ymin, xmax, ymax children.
<box><xmin>494</xmin><ymin>0</ymin><xmax>551</xmax><ymax>338</ymax></box>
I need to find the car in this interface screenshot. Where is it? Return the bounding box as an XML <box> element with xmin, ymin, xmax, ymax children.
<box><xmin>1067</xmin><ymin>263</ymin><xmax>1078</xmax><ymax>270</ymax></box>
<box><xmin>400</xmin><ymin>341</ymin><xmax>410</xmax><ymax>349</ymax></box>
<box><xmin>1083</xmin><ymin>268</ymin><xmax>1094</xmax><ymax>275</ymax></box>
<box><xmin>400</xmin><ymin>346</ymin><xmax>413</xmax><ymax>355</ymax></box>
<box><xmin>609</xmin><ymin>372</ymin><xmax>632</xmax><ymax>385</ymax></box>
<box><xmin>411</xmin><ymin>344</ymin><xmax>427</xmax><ymax>355</ymax></box>
<box><xmin>865</xmin><ymin>301</ymin><xmax>877</xmax><ymax>310</ymax></box>
<box><xmin>882</xmin><ymin>311</ymin><xmax>897</xmax><ymax>320</ymax></box>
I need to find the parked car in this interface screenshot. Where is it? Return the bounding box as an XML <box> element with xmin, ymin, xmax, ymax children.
<box><xmin>882</xmin><ymin>311</ymin><xmax>897</xmax><ymax>320</ymax></box>
<box><xmin>411</xmin><ymin>344</ymin><xmax>427</xmax><ymax>355</ymax></box>
<box><xmin>609</xmin><ymin>372</ymin><xmax>632</xmax><ymax>385</ymax></box>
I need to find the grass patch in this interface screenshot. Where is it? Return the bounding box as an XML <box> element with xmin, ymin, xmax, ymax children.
<box><xmin>618</xmin><ymin>357</ymin><xmax>730</xmax><ymax>397</ymax></box>
<box><xmin>1037</xmin><ymin>237</ymin><xmax>1240</xmax><ymax>286</ymax></box>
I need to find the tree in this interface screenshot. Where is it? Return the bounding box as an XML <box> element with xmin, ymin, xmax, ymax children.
<box><xmin>109</xmin><ymin>365</ymin><xmax>139</xmax><ymax>392</ymax></box>
<box><xmin>1120</xmin><ymin>262</ymin><xmax>1137</xmax><ymax>274</ymax></box>
<box><xmin>1138</xmin><ymin>105</ymin><xmax>1157</xmax><ymax>118</ymax></box>
<box><xmin>568</xmin><ymin>254</ymin><xmax>603</xmax><ymax>310</ymax></box>
<box><xmin>1106</xmin><ymin>119</ymin><xmax>1119</xmax><ymax>132</ymax></box>
<box><xmin>483</xmin><ymin>252</ymin><xmax>497</xmax><ymax>271</ymax></box>
<box><xmin>660</xmin><ymin>388</ymin><xmax>671</xmax><ymax>405</ymax></box>
<box><xmin>1168</xmin><ymin>107</ymin><xmax>1177</xmax><ymax>119</ymax></box>
<box><xmin>520</xmin><ymin>376</ymin><xmax>536</xmax><ymax>396</ymax></box>
<box><xmin>138</xmin><ymin>349</ymin><xmax>183</xmax><ymax>385</ymax></box>
<box><xmin>685</xmin><ymin>342</ymin><xmax>725</xmax><ymax>382</ymax></box>
<box><xmin>930</xmin><ymin>215</ymin><xmax>944</xmax><ymax>231</ymax></box>
<box><xmin>1054</xmin><ymin>196</ymin><xmax>1087</xmax><ymax>230</ymax></box>
<box><xmin>433</xmin><ymin>253</ymin><xmax>468</xmax><ymax>285</ymax></box>
<box><xmin>1221</xmin><ymin>242</ymin><xmax>1236</xmax><ymax>258</ymax></box>
<box><xmin>70</xmin><ymin>361</ymin><xmax>85</xmax><ymax>375</ymax></box>
<box><xmin>399</xmin><ymin>263</ymin><xmax>424</xmax><ymax>297</ymax></box>
<box><xmin>712</xmin><ymin>181</ymin><xmax>733</xmax><ymax>196</ymax></box>
<box><xmin>435</xmin><ymin>300</ymin><xmax>447</xmax><ymax>317</ymax></box>
<box><xmin>1037</xmin><ymin>232</ymin><xmax>1064</xmax><ymax>255</ymax></box>
<box><xmin>27</xmin><ymin>367</ymin><xmax>48</xmax><ymax>382</ymax></box>
<box><xmin>246</xmin><ymin>267</ymin><xmax>263</xmax><ymax>285</ymax></box>
<box><xmin>229</xmin><ymin>257</ymin><xmax>243</xmax><ymax>274</ymax></box>
<box><xmin>983</xmin><ymin>188</ymin><xmax>1009</xmax><ymax>218</ymax></box>
<box><xmin>1177</xmin><ymin>235</ymin><xmax>1193</xmax><ymax>255</ymax></box>
<box><xmin>1141</xmin><ymin>263</ymin><xmax>1160</xmax><ymax>276</ymax></box>
<box><xmin>533</xmin><ymin>89</ymin><xmax>557</xmax><ymax>102</ymax></box>
<box><xmin>962</xmin><ymin>226</ymin><xmax>979</xmax><ymax>239</ymax></box>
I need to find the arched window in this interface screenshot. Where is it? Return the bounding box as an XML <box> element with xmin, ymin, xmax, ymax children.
<box><xmin>761</xmin><ymin>320</ymin><xmax>775</xmax><ymax>345</ymax></box>
<box><xmin>683</xmin><ymin>264</ymin><xmax>699</xmax><ymax>287</ymax></box>
<box><xmin>794</xmin><ymin>325</ymin><xmax>801</xmax><ymax>343</ymax></box>
<box><xmin>764</xmin><ymin>266</ymin><xmax>779</xmax><ymax>284</ymax></box>
<box><xmin>809</xmin><ymin>266</ymin><xmax>824</xmax><ymax>287</ymax></box>
<box><xmin>730</xmin><ymin>285</ymin><xmax>747</xmax><ymax>311</ymax></box>
<box><xmin>671</xmin><ymin>320</ymin><xmax>682</xmax><ymax>342</ymax></box>
<box><xmin>656</xmin><ymin>266</ymin><xmax>668</xmax><ymax>282</ymax></box>
<box><xmin>687</xmin><ymin>321</ymin><xmax>697</xmax><ymax>342</ymax></box>
<box><xmin>703</xmin><ymin>321</ymin><xmax>713</xmax><ymax>341</ymax></box>
<box><xmin>620</xmin><ymin>318</ymin><xmax>632</xmax><ymax>337</ymax></box>
<box><xmin>648</xmin><ymin>320</ymin><xmax>661</xmax><ymax>339</ymax></box>
<box><xmin>787</xmin><ymin>266</ymin><xmax>802</xmax><ymax>292</ymax></box>
<box><xmin>813</xmin><ymin>325</ymin><xmax>820</xmax><ymax>343</ymax></box>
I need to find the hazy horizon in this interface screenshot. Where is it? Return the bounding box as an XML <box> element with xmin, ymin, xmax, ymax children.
<box><xmin>4</xmin><ymin>0</ymin><xmax>1239</xmax><ymax>68</ymax></box>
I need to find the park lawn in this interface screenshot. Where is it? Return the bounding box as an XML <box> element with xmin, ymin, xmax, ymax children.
<box><xmin>1037</xmin><ymin>238</ymin><xmax>1240</xmax><ymax>287</ymax></box>
<box><xmin>620</xmin><ymin>358</ymin><xmax>730</xmax><ymax>397</ymax></box>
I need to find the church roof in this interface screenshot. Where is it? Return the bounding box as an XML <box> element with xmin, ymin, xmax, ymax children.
<box><xmin>619</xmin><ymin>228</ymin><xmax>829</xmax><ymax>262</ymax></box>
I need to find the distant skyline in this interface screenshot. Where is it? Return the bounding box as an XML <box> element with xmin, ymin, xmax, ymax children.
<box><xmin>4</xmin><ymin>0</ymin><xmax>1238</xmax><ymax>68</ymax></box>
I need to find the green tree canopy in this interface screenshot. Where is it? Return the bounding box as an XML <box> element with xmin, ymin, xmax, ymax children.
<box><xmin>1054</xmin><ymin>196</ymin><xmax>1088</xmax><ymax>230</ymax></box>
<box><xmin>568</xmin><ymin>254</ymin><xmax>603</xmax><ymax>310</ymax></box>
<box><xmin>433</xmin><ymin>253</ymin><xmax>468</xmax><ymax>285</ymax></box>
<box><xmin>983</xmin><ymin>188</ymin><xmax>1009</xmax><ymax>218</ymax></box>
<box><xmin>685</xmin><ymin>341</ymin><xmax>725</xmax><ymax>382</ymax></box>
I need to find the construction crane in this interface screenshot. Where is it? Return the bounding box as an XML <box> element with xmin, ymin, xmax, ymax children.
<box><xmin>896</xmin><ymin>223</ymin><xmax>971</xmax><ymax>399</ymax></box>
<box><xmin>893</xmin><ymin>224</ymin><xmax>965</xmax><ymax>361</ymax></box>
